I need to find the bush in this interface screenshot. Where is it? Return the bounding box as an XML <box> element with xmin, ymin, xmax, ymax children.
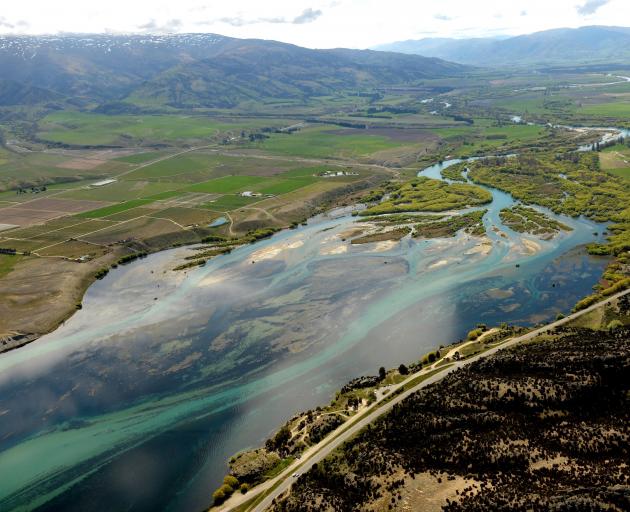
<box><xmin>587</xmin><ymin>243</ymin><xmax>612</xmax><ymax>255</ymax></box>
<box><xmin>223</xmin><ymin>475</ymin><xmax>239</xmax><ymax>488</ymax></box>
<box><xmin>265</xmin><ymin>425</ymin><xmax>291</xmax><ymax>452</ymax></box>
<box><xmin>240</xmin><ymin>483</ymin><xmax>251</xmax><ymax>494</ymax></box>
<box><xmin>398</xmin><ymin>364</ymin><xmax>408</xmax><ymax>375</ymax></box>
<box><xmin>212</xmin><ymin>488</ymin><xmax>226</xmax><ymax>504</ymax></box>
<box><xmin>94</xmin><ymin>268</ymin><xmax>109</xmax><ymax>280</ymax></box>
<box><xmin>467</xmin><ymin>328</ymin><xmax>483</xmax><ymax>341</ymax></box>
<box><xmin>212</xmin><ymin>483</ymin><xmax>235</xmax><ymax>504</ymax></box>
<box><xmin>201</xmin><ymin>235</ymin><xmax>227</xmax><ymax>244</ymax></box>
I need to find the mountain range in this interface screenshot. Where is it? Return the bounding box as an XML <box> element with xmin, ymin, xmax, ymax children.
<box><xmin>0</xmin><ymin>34</ymin><xmax>465</xmax><ymax>109</ymax></box>
<box><xmin>375</xmin><ymin>26</ymin><xmax>630</xmax><ymax>67</ymax></box>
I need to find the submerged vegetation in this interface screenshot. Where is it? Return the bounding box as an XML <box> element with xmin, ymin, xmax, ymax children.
<box><xmin>499</xmin><ymin>205</ymin><xmax>572</xmax><ymax>237</ymax></box>
<box><xmin>350</xmin><ymin>227</ymin><xmax>412</xmax><ymax>244</ymax></box>
<box><xmin>414</xmin><ymin>210</ymin><xmax>486</xmax><ymax>238</ymax></box>
<box><xmin>173</xmin><ymin>228</ymin><xmax>279</xmax><ymax>270</ymax></box>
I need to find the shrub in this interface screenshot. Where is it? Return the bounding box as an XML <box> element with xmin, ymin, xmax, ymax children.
<box><xmin>212</xmin><ymin>483</ymin><xmax>235</xmax><ymax>505</ymax></box>
<box><xmin>467</xmin><ymin>328</ymin><xmax>483</xmax><ymax>341</ymax></box>
<box><xmin>94</xmin><ymin>268</ymin><xmax>109</xmax><ymax>279</ymax></box>
<box><xmin>212</xmin><ymin>488</ymin><xmax>226</xmax><ymax>504</ymax></box>
<box><xmin>223</xmin><ymin>475</ymin><xmax>239</xmax><ymax>488</ymax></box>
<box><xmin>265</xmin><ymin>425</ymin><xmax>291</xmax><ymax>452</ymax></box>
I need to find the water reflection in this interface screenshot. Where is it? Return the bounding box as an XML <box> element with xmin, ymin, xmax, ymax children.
<box><xmin>0</xmin><ymin>180</ymin><xmax>610</xmax><ymax>512</ymax></box>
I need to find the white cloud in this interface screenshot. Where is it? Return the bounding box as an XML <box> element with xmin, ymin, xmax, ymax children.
<box><xmin>576</xmin><ymin>0</ymin><xmax>611</xmax><ymax>15</ymax></box>
<box><xmin>137</xmin><ymin>19</ymin><xmax>183</xmax><ymax>33</ymax></box>
<box><xmin>0</xmin><ymin>0</ymin><xmax>627</xmax><ymax>48</ymax></box>
<box><xmin>202</xmin><ymin>7</ymin><xmax>323</xmax><ymax>27</ymax></box>
<box><xmin>293</xmin><ymin>8</ymin><xmax>323</xmax><ymax>24</ymax></box>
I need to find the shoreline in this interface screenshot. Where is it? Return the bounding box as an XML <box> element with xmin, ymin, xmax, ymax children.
<box><xmin>2</xmin><ymin>125</ymin><xmax>625</xmax><ymax>355</ymax></box>
<box><xmin>0</xmin><ymin>248</ymin><xmax>126</xmax><ymax>354</ymax></box>
<box><xmin>212</xmin><ymin>287</ymin><xmax>630</xmax><ymax>512</ymax></box>
<box><xmin>0</xmin><ymin>186</ymin><xmax>369</xmax><ymax>355</ymax></box>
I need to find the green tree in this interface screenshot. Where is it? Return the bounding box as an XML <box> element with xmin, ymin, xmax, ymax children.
<box><xmin>266</xmin><ymin>424</ymin><xmax>291</xmax><ymax>452</ymax></box>
<box><xmin>223</xmin><ymin>475</ymin><xmax>239</xmax><ymax>488</ymax></box>
<box><xmin>398</xmin><ymin>364</ymin><xmax>408</xmax><ymax>375</ymax></box>
<box><xmin>212</xmin><ymin>488</ymin><xmax>226</xmax><ymax>504</ymax></box>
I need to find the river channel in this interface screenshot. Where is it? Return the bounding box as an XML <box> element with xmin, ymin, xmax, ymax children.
<box><xmin>0</xmin><ymin>130</ymin><xmax>624</xmax><ymax>511</ymax></box>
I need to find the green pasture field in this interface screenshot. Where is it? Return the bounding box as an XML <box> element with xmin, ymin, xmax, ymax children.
<box><xmin>37</xmin><ymin>112</ymin><xmax>290</xmax><ymax>146</ymax></box>
<box><xmin>0</xmin><ymin>151</ymin><xmax>99</xmax><ymax>192</ymax></box>
<box><xmin>114</xmin><ymin>151</ymin><xmax>168</xmax><ymax>164</ymax></box>
<box><xmin>143</xmin><ymin>190</ymin><xmax>186</xmax><ymax>201</ymax></box>
<box><xmin>119</xmin><ymin>151</ymin><xmax>296</xmax><ymax>182</ymax></box>
<box><xmin>254</xmin><ymin>177</ymin><xmax>316</xmax><ymax>195</ymax></box>
<box><xmin>59</xmin><ymin>180</ymin><xmax>186</xmax><ymax>202</ymax></box>
<box><xmin>0</xmin><ymin>254</ymin><xmax>24</xmax><ymax>278</ymax></box>
<box><xmin>433</xmin><ymin>120</ymin><xmax>548</xmax><ymax>156</ymax></box>
<box><xmin>600</xmin><ymin>144</ymin><xmax>630</xmax><ymax>179</ymax></box>
<box><xmin>202</xmin><ymin>195</ymin><xmax>263</xmax><ymax>211</ymax></box>
<box><xmin>491</xmin><ymin>96</ymin><xmax>559</xmax><ymax>115</ymax></box>
<box><xmin>99</xmin><ymin>207</ymin><xmax>159</xmax><ymax>222</ymax></box>
<box><xmin>121</xmin><ymin>153</ymin><xmax>220</xmax><ymax>180</ymax></box>
<box><xmin>77</xmin><ymin>199</ymin><xmax>154</xmax><ymax>218</ymax></box>
<box><xmin>188</xmin><ymin>176</ymin><xmax>267</xmax><ymax>194</ymax></box>
<box><xmin>607</xmin><ymin>168</ymin><xmax>630</xmax><ymax>179</ymax></box>
<box><xmin>257</xmin><ymin>125</ymin><xmax>401</xmax><ymax>158</ymax></box>
<box><xmin>578</xmin><ymin>101</ymin><xmax>630</xmax><ymax>117</ymax></box>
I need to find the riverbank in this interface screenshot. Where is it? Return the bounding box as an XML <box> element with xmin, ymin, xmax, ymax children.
<box><xmin>0</xmin><ymin>189</ymin><xmax>610</xmax><ymax>512</ymax></box>
<box><xmin>0</xmin><ymin>127</ymin><xmax>625</xmax><ymax>512</ymax></box>
<box><xmin>0</xmin><ymin>179</ymin><xmax>374</xmax><ymax>354</ymax></box>
<box><xmin>0</xmin><ymin>248</ymin><xmax>125</xmax><ymax>353</ymax></box>
<box><xmin>215</xmin><ymin>287</ymin><xmax>630</xmax><ymax>512</ymax></box>
<box><xmin>211</xmin><ymin>327</ymin><xmax>517</xmax><ymax>508</ymax></box>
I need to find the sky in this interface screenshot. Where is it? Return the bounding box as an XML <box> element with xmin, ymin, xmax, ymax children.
<box><xmin>0</xmin><ymin>0</ymin><xmax>628</xmax><ymax>48</ymax></box>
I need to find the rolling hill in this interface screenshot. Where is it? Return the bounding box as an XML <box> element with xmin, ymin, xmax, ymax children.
<box><xmin>0</xmin><ymin>33</ymin><xmax>467</xmax><ymax>109</ymax></box>
<box><xmin>375</xmin><ymin>26</ymin><xmax>630</xmax><ymax>67</ymax></box>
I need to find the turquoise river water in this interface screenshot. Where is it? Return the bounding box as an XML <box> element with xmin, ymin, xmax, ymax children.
<box><xmin>0</xmin><ymin>141</ymin><xmax>620</xmax><ymax>511</ymax></box>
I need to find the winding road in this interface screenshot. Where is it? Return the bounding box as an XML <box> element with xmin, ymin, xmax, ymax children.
<box><xmin>220</xmin><ymin>286</ymin><xmax>630</xmax><ymax>512</ymax></box>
